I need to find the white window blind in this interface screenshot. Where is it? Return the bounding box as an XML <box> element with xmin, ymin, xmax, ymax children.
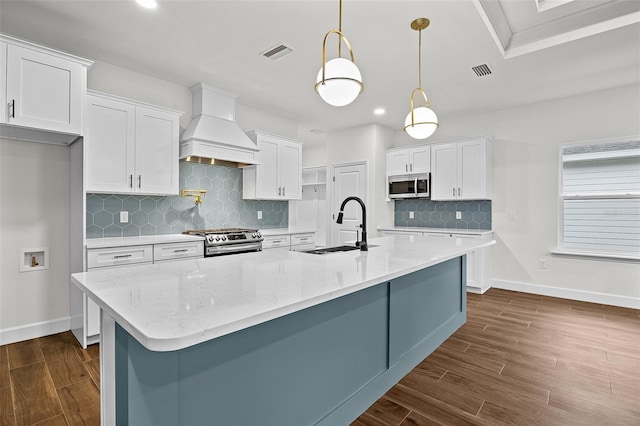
<box><xmin>559</xmin><ymin>137</ymin><xmax>640</xmax><ymax>258</ymax></box>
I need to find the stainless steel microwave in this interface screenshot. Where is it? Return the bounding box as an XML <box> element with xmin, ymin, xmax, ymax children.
<box><xmin>388</xmin><ymin>174</ymin><xmax>430</xmax><ymax>199</ymax></box>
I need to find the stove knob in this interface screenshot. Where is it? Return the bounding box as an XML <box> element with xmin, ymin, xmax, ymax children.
<box><xmin>257</xmin><ymin>232</ymin><xmax>262</xmax><ymax>238</ymax></box>
<box><xmin>222</xmin><ymin>236</ymin><xmax>227</xmax><ymax>241</ymax></box>
<box><xmin>215</xmin><ymin>236</ymin><xmax>220</xmax><ymax>241</ymax></box>
<box><xmin>252</xmin><ymin>233</ymin><xmax>257</xmax><ymax>238</ymax></box>
<box><xmin>207</xmin><ymin>236</ymin><xmax>214</xmax><ymax>243</ymax></box>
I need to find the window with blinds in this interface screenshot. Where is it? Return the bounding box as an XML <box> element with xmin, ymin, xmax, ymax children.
<box><xmin>559</xmin><ymin>137</ymin><xmax>640</xmax><ymax>258</ymax></box>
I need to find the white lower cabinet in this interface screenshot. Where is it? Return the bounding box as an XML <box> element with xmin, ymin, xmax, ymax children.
<box><xmin>290</xmin><ymin>233</ymin><xmax>316</xmax><ymax>251</ymax></box>
<box><xmin>261</xmin><ymin>232</ymin><xmax>317</xmax><ymax>251</ymax></box>
<box><xmin>73</xmin><ymin>241</ymin><xmax>202</xmax><ymax>347</ymax></box>
<box><xmin>153</xmin><ymin>241</ymin><xmax>204</xmax><ymax>262</ymax></box>
<box><xmin>381</xmin><ymin>229</ymin><xmax>493</xmax><ymax>293</ymax></box>
<box><xmin>262</xmin><ymin>235</ymin><xmax>291</xmax><ymax>250</ymax></box>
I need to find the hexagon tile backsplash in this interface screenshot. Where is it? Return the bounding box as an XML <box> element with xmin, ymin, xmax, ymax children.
<box><xmin>86</xmin><ymin>162</ymin><xmax>288</xmax><ymax>239</ymax></box>
<box><xmin>394</xmin><ymin>199</ymin><xmax>491</xmax><ymax>230</ymax></box>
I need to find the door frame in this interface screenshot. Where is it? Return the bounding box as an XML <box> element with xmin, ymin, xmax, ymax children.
<box><xmin>330</xmin><ymin>160</ymin><xmax>369</xmax><ymax>246</ymax></box>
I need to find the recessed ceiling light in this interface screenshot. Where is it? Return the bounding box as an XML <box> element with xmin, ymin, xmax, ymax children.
<box><xmin>136</xmin><ymin>0</ymin><xmax>157</xmax><ymax>9</ymax></box>
<box><xmin>374</xmin><ymin>108</ymin><xmax>386</xmax><ymax>115</ymax></box>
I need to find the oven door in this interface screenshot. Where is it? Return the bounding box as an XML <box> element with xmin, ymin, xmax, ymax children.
<box><xmin>205</xmin><ymin>241</ymin><xmax>263</xmax><ymax>257</ymax></box>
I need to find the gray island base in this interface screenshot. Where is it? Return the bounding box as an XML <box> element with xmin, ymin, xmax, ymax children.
<box><xmin>111</xmin><ymin>256</ymin><xmax>466</xmax><ymax>425</ymax></box>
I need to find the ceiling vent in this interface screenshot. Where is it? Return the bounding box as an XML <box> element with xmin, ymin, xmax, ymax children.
<box><xmin>261</xmin><ymin>43</ymin><xmax>293</xmax><ymax>61</ymax></box>
<box><xmin>471</xmin><ymin>63</ymin><xmax>493</xmax><ymax>77</ymax></box>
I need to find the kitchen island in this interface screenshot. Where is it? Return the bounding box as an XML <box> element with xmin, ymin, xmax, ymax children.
<box><xmin>71</xmin><ymin>234</ymin><xmax>494</xmax><ymax>425</ymax></box>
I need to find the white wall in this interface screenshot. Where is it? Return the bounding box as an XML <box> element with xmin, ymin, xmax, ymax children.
<box><xmin>0</xmin><ymin>61</ymin><xmax>319</xmax><ymax>343</ymax></box>
<box><xmin>393</xmin><ymin>83</ymin><xmax>640</xmax><ymax>305</ymax></box>
<box><xmin>320</xmin><ymin>123</ymin><xmax>395</xmax><ymax>245</ymax></box>
<box><xmin>0</xmin><ymin>139</ymin><xmax>71</xmax><ymax>341</ymax></box>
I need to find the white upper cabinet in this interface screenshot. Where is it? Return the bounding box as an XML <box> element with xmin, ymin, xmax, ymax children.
<box><xmin>243</xmin><ymin>131</ymin><xmax>302</xmax><ymax>200</ymax></box>
<box><xmin>386</xmin><ymin>146</ymin><xmax>430</xmax><ymax>175</ymax></box>
<box><xmin>0</xmin><ymin>35</ymin><xmax>92</xmax><ymax>144</ymax></box>
<box><xmin>85</xmin><ymin>91</ymin><xmax>182</xmax><ymax>195</ymax></box>
<box><xmin>431</xmin><ymin>137</ymin><xmax>492</xmax><ymax>200</ymax></box>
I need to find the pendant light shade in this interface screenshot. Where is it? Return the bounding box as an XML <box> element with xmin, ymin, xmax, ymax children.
<box><xmin>316</xmin><ymin>57</ymin><xmax>363</xmax><ymax>107</ymax></box>
<box><xmin>314</xmin><ymin>0</ymin><xmax>364</xmax><ymax>107</ymax></box>
<box><xmin>403</xmin><ymin>18</ymin><xmax>438</xmax><ymax>139</ymax></box>
<box><xmin>404</xmin><ymin>106</ymin><xmax>438</xmax><ymax>139</ymax></box>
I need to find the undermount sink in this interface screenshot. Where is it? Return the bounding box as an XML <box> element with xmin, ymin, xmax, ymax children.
<box><xmin>302</xmin><ymin>245</ymin><xmax>378</xmax><ymax>255</ymax></box>
<box><xmin>302</xmin><ymin>245</ymin><xmax>360</xmax><ymax>255</ymax></box>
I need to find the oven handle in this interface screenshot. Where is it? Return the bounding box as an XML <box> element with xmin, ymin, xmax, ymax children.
<box><xmin>206</xmin><ymin>242</ymin><xmax>263</xmax><ymax>256</ymax></box>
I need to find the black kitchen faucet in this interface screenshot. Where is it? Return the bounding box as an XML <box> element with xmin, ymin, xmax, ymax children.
<box><xmin>336</xmin><ymin>196</ymin><xmax>368</xmax><ymax>251</ymax></box>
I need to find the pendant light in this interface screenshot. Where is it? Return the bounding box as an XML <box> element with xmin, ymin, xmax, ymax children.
<box><xmin>314</xmin><ymin>0</ymin><xmax>364</xmax><ymax>107</ymax></box>
<box><xmin>404</xmin><ymin>18</ymin><xmax>438</xmax><ymax>139</ymax></box>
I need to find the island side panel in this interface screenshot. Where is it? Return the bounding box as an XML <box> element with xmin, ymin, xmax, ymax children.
<box><xmin>112</xmin><ymin>255</ymin><xmax>467</xmax><ymax>426</ymax></box>
<box><xmin>116</xmin><ymin>283</ymin><xmax>390</xmax><ymax>426</ymax></box>
<box><xmin>389</xmin><ymin>256</ymin><xmax>466</xmax><ymax>365</ymax></box>
<box><xmin>317</xmin><ymin>256</ymin><xmax>467</xmax><ymax>425</ymax></box>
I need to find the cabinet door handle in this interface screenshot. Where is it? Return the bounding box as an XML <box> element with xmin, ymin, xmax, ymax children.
<box><xmin>405</xmin><ymin>164</ymin><xmax>408</xmax><ymax>172</ymax></box>
<box><xmin>410</xmin><ymin>163</ymin><xmax>413</xmax><ymax>172</ymax></box>
<box><xmin>129</xmin><ymin>174</ymin><xmax>133</xmax><ymax>188</ymax></box>
<box><xmin>283</xmin><ymin>187</ymin><xmax>286</xmax><ymax>197</ymax></box>
<box><xmin>458</xmin><ymin>187</ymin><xmax>461</xmax><ymax>196</ymax></box>
<box><xmin>8</xmin><ymin>99</ymin><xmax>15</xmax><ymax>118</ymax></box>
<box><xmin>452</xmin><ymin>187</ymin><xmax>455</xmax><ymax>196</ymax></box>
<box><xmin>138</xmin><ymin>175</ymin><xmax>142</xmax><ymax>189</ymax></box>
<box><xmin>278</xmin><ymin>187</ymin><xmax>281</xmax><ymax>196</ymax></box>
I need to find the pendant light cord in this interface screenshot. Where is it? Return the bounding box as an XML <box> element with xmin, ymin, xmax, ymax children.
<box><xmin>418</xmin><ymin>27</ymin><xmax>422</xmax><ymax>92</ymax></box>
<box><xmin>338</xmin><ymin>0</ymin><xmax>343</xmax><ymax>57</ymax></box>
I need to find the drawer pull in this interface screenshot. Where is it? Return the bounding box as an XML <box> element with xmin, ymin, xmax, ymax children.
<box><xmin>299</xmin><ymin>237</ymin><xmax>309</xmax><ymax>241</ymax></box>
<box><xmin>173</xmin><ymin>249</ymin><xmax>189</xmax><ymax>253</ymax></box>
<box><xmin>272</xmin><ymin>240</ymin><xmax>282</xmax><ymax>243</ymax></box>
<box><xmin>113</xmin><ymin>254</ymin><xmax>132</xmax><ymax>260</ymax></box>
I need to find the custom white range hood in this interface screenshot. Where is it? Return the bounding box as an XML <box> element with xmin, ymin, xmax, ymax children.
<box><xmin>180</xmin><ymin>84</ymin><xmax>259</xmax><ymax>165</ymax></box>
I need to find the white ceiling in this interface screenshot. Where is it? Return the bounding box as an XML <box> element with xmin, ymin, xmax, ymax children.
<box><xmin>1</xmin><ymin>0</ymin><xmax>639</xmax><ymax>140</ymax></box>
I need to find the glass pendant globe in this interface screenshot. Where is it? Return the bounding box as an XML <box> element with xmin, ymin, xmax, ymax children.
<box><xmin>316</xmin><ymin>57</ymin><xmax>363</xmax><ymax>107</ymax></box>
<box><xmin>404</xmin><ymin>106</ymin><xmax>438</xmax><ymax>139</ymax></box>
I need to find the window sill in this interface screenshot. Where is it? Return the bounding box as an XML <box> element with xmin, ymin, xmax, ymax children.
<box><xmin>551</xmin><ymin>249</ymin><xmax>640</xmax><ymax>262</ymax></box>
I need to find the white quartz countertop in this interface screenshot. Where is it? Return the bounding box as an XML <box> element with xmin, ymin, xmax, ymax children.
<box><xmin>72</xmin><ymin>235</ymin><xmax>494</xmax><ymax>352</ymax></box>
<box><xmin>260</xmin><ymin>228</ymin><xmax>316</xmax><ymax>236</ymax></box>
<box><xmin>86</xmin><ymin>234</ymin><xmax>204</xmax><ymax>249</ymax></box>
<box><xmin>378</xmin><ymin>226</ymin><xmax>493</xmax><ymax>237</ymax></box>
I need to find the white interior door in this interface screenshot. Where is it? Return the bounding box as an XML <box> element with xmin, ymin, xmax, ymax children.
<box><xmin>332</xmin><ymin>162</ymin><xmax>367</xmax><ymax>246</ymax></box>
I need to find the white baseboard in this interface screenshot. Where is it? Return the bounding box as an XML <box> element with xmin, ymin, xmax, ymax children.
<box><xmin>0</xmin><ymin>317</ymin><xmax>70</xmax><ymax>346</ymax></box>
<box><xmin>492</xmin><ymin>279</ymin><xmax>640</xmax><ymax>310</ymax></box>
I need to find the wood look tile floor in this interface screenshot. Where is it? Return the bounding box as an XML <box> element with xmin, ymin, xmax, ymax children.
<box><xmin>1</xmin><ymin>289</ymin><xmax>638</xmax><ymax>425</ymax></box>
<box><xmin>353</xmin><ymin>289</ymin><xmax>640</xmax><ymax>426</ymax></box>
<box><xmin>1</xmin><ymin>331</ymin><xmax>100</xmax><ymax>426</ymax></box>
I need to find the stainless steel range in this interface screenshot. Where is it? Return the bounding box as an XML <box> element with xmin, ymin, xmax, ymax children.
<box><xmin>183</xmin><ymin>228</ymin><xmax>263</xmax><ymax>257</ymax></box>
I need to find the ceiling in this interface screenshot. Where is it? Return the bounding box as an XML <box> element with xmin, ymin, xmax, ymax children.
<box><xmin>1</xmin><ymin>0</ymin><xmax>639</xmax><ymax>141</ymax></box>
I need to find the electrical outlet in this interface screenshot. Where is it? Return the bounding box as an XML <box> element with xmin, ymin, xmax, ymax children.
<box><xmin>456</xmin><ymin>211</ymin><xmax>462</xmax><ymax>220</ymax></box>
<box><xmin>409</xmin><ymin>211</ymin><xmax>414</xmax><ymax>219</ymax></box>
<box><xmin>119</xmin><ymin>211</ymin><xmax>128</xmax><ymax>223</ymax></box>
<box><xmin>539</xmin><ymin>258</ymin><xmax>548</xmax><ymax>269</ymax></box>
<box><xmin>257</xmin><ymin>211</ymin><xmax>262</xmax><ymax>220</ymax></box>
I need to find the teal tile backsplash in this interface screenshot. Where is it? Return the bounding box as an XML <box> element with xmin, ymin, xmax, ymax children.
<box><xmin>394</xmin><ymin>199</ymin><xmax>491</xmax><ymax>230</ymax></box>
<box><xmin>87</xmin><ymin>162</ymin><xmax>288</xmax><ymax>238</ymax></box>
